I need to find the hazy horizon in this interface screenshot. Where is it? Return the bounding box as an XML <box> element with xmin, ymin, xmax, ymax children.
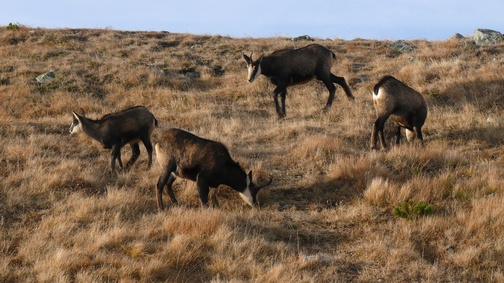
<box><xmin>2</xmin><ymin>1</ymin><xmax>503</xmax><ymax>40</ymax></box>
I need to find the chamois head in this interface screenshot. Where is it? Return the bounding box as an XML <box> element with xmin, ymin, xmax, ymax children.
<box><xmin>243</xmin><ymin>52</ymin><xmax>263</xmax><ymax>83</ymax></box>
<box><xmin>69</xmin><ymin>109</ymin><xmax>85</xmax><ymax>134</ymax></box>
<box><xmin>241</xmin><ymin>171</ymin><xmax>273</xmax><ymax>206</ymax></box>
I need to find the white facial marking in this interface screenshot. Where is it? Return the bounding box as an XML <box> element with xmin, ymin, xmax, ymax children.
<box><xmin>247</xmin><ymin>64</ymin><xmax>261</xmax><ymax>83</ymax></box>
<box><xmin>155</xmin><ymin>143</ymin><xmax>169</xmax><ymax>167</ymax></box>
<box><xmin>247</xmin><ymin>65</ymin><xmax>254</xmax><ymax>82</ymax></box>
<box><xmin>254</xmin><ymin>65</ymin><xmax>261</xmax><ymax>81</ymax></box>
<box><xmin>239</xmin><ymin>187</ymin><xmax>253</xmax><ymax>207</ymax></box>
<box><xmin>70</xmin><ymin>113</ymin><xmax>83</xmax><ymax>134</ymax></box>
<box><xmin>70</xmin><ymin>124</ymin><xmax>82</xmax><ymax>134</ymax></box>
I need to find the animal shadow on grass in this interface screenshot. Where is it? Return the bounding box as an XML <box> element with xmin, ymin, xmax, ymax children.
<box><xmin>231</xmin><ymin>205</ymin><xmax>364</xmax><ymax>280</ymax></box>
<box><xmin>429</xmin><ymin>79</ymin><xmax>504</xmax><ymax>111</ymax></box>
<box><xmin>63</xmin><ymin>177</ymin><xmax>108</xmax><ymax>196</ymax></box>
<box><xmin>445</xmin><ymin>125</ymin><xmax>504</xmax><ymax>147</ymax></box>
<box><xmin>262</xmin><ymin>177</ymin><xmax>366</xmax><ymax>211</ymax></box>
<box><xmin>429</xmin><ymin>80</ymin><xmax>504</xmax><ymax>147</ymax></box>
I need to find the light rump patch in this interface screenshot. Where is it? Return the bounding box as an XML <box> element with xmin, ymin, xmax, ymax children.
<box><xmin>373</xmin><ymin>89</ymin><xmax>384</xmax><ymax>100</ymax></box>
<box><xmin>155</xmin><ymin>143</ymin><xmax>167</xmax><ymax>167</ymax></box>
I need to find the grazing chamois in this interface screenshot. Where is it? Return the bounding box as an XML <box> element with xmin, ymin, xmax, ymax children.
<box><xmin>371</xmin><ymin>76</ymin><xmax>428</xmax><ymax>150</ymax></box>
<box><xmin>70</xmin><ymin>106</ymin><xmax>158</xmax><ymax>172</ymax></box>
<box><xmin>154</xmin><ymin>128</ymin><xmax>273</xmax><ymax>210</ymax></box>
<box><xmin>243</xmin><ymin>43</ymin><xmax>354</xmax><ymax>118</ymax></box>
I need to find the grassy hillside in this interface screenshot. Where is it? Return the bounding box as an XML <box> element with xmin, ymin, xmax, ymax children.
<box><xmin>1</xmin><ymin>26</ymin><xmax>503</xmax><ymax>282</ymax></box>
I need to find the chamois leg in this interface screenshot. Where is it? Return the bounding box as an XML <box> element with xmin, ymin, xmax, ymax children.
<box><xmin>141</xmin><ymin>135</ymin><xmax>154</xmax><ymax>170</ymax></box>
<box><xmin>210</xmin><ymin>189</ymin><xmax>220</xmax><ymax>208</ymax></box>
<box><xmin>371</xmin><ymin>125</ymin><xmax>379</xmax><ymax>150</ymax></box>
<box><xmin>156</xmin><ymin>162</ymin><xmax>178</xmax><ymax>210</ymax></box>
<box><xmin>415</xmin><ymin>126</ymin><xmax>424</xmax><ymax>145</ymax></box>
<box><xmin>117</xmin><ymin>152</ymin><xmax>123</xmax><ymax>169</ymax></box>
<box><xmin>111</xmin><ymin>144</ymin><xmax>122</xmax><ymax>173</ymax></box>
<box><xmin>330</xmin><ymin>74</ymin><xmax>354</xmax><ymax>100</ymax></box>
<box><xmin>371</xmin><ymin>116</ymin><xmax>389</xmax><ymax>150</ymax></box>
<box><xmin>280</xmin><ymin>89</ymin><xmax>287</xmax><ymax>117</ymax></box>
<box><xmin>196</xmin><ymin>177</ymin><xmax>210</xmax><ymax>206</ymax></box>
<box><xmin>394</xmin><ymin>125</ymin><xmax>402</xmax><ymax>145</ymax></box>
<box><xmin>156</xmin><ymin>172</ymin><xmax>168</xmax><ymax>210</ymax></box>
<box><xmin>125</xmin><ymin>143</ymin><xmax>140</xmax><ymax>170</ymax></box>
<box><xmin>321</xmin><ymin>77</ymin><xmax>336</xmax><ymax>111</ymax></box>
<box><xmin>273</xmin><ymin>84</ymin><xmax>288</xmax><ymax>118</ymax></box>
<box><xmin>164</xmin><ymin>174</ymin><xmax>177</xmax><ymax>204</ymax></box>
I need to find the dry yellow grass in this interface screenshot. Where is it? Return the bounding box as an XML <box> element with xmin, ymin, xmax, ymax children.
<box><xmin>1</xmin><ymin>26</ymin><xmax>504</xmax><ymax>282</ymax></box>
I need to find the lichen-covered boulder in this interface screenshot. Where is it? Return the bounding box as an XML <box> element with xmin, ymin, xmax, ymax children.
<box><xmin>473</xmin><ymin>29</ymin><xmax>504</xmax><ymax>45</ymax></box>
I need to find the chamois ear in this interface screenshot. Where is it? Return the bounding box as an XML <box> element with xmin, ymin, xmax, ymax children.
<box><xmin>243</xmin><ymin>52</ymin><xmax>252</xmax><ymax>64</ymax></box>
<box><xmin>247</xmin><ymin>171</ymin><xmax>253</xmax><ymax>186</ymax></box>
<box><xmin>257</xmin><ymin>55</ymin><xmax>264</xmax><ymax>64</ymax></box>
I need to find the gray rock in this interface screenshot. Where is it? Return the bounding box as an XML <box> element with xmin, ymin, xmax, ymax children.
<box><xmin>473</xmin><ymin>29</ymin><xmax>504</xmax><ymax>45</ymax></box>
<box><xmin>359</xmin><ymin>76</ymin><xmax>369</xmax><ymax>83</ymax></box>
<box><xmin>451</xmin><ymin>33</ymin><xmax>465</xmax><ymax>39</ymax></box>
<box><xmin>147</xmin><ymin>66</ymin><xmax>166</xmax><ymax>74</ymax></box>
<box><xmin>185</xmin><ymin>71</ymin><xmax>200</xmax><ymax>79</ymax></box>
<box><xmin>36</xmin><ymin>70</ymin><xmax>58</xmax><ymax>84</ymax></box>
<box><xmin>351</xmin><ymin>63</ymin><xmax>365</xmax><ymax>70</ymax></box>
<box><xmin>388</xmin><ymin>40</ymin><xmax>414</xmax><ymax>53</ymax></box>
<box><xmin>292</xmin><ymin>35</ymin><xmax>314</xmax><ymax>42</ymax></box>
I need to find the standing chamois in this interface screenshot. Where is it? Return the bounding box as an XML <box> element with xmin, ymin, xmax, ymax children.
<box><xmin>371</xmin><ymin>76</ymin><xmax>428</xmax><ymax>150</ymax></box>
<box><xmin>70</xmin><ymin>106</ymin><xmax>158</xmax><ymax>173</ymax></box>
<box><xmin>243</xmin><ymin>43</ymin><xmax>354</xmax><ymax>118</ymax></box>
<box><xmin>155</xmin><ymin>128</ymin><xmax>273</xmax><ymax>210</ymax></box>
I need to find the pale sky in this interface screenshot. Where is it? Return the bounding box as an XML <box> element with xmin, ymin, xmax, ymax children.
<box><xmin>2</xmin><ymin>1</ymin><xmax>503</xmax><ymax>40</ymax></box>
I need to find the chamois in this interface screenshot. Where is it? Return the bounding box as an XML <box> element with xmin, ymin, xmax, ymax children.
<box><xmin>371</xmin><ymin>76</ymin><xmax>428</xmax><ymax>150</ymax></box>
<box><xmin>243</xmin><ymin>43</ymin><xmax>354</xmax><ymax>118</ymax></box>
<box><xmin>70</xmin><ymin>106</ymin><xmax>158</xmax><ymax>172</ymax></box>
<box><xmin>154</xmin><ymin>128</ymin><xmax>273</xmax><ymax>210</ymax></box>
